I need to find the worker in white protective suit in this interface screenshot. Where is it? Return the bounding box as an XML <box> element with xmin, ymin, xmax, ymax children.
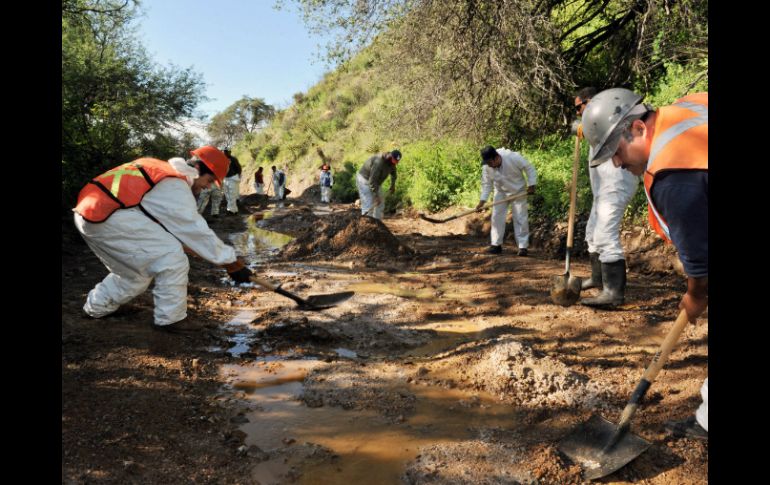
<box><xmin>222</xmin><ymin>148</ymin><xmax>242</xmax><ymax>215</ymax></box>
<box><xmin>196</xmin><ymin>182</ymin><xmax>224</xmax><ymax>217</ymax></box>
<box><xmin>356</xmin><ymin>149</ymin><xmax>401</xmax><ymax>219</ymax></box>
<box><xmin>73</xmin><ymin>146</ymin><xmax>254</xmax><ymax>332</ymax></box>
<box><xmin>475</xmin><ymin>145</ymin><xmax>537</xmax><ymax>256</ymax></box>
<box><xmin>271</xmin><ymin>165</ymin><xmax>286</xmax><ymax>201</ymax></box>
<box><xmin>319</xmin><ymin>163</ymin><xmax>333</xmax><ymax>203</ymax></box>
<box><xmin>573</xmin><ymin>87</ymin><xmax>640</xmax><ymax>307</ymax></box>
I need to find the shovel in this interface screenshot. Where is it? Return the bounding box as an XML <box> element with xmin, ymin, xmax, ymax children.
<box><xmin>419</xmin><ymin>191</ymin><xmax>528</xmax><ymax>224</ymax></box>
<box><xmin>249</xmin><ymin>276</ymin><xmax>354</xmax><ymax>311</ymax></box>
<box><xmin>558</xmin><ymin>308</ymin><xmax>691</xmax><ymax>480</ymax></box>
<box><xmin>550</xmin><ymin>135</ymin><xmax>583</xmax><ymax>306</ymax></box>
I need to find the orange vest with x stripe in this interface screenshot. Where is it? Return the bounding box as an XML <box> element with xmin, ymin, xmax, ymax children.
<box><xmin>74</xmin><ymin>158</ymin><xmax>185</xmax><ymax>223</ymax></box>
<box><xmin>643</xmin><ymin>93</ymin><xmax>708</xmax><ymax>242</ymax></box>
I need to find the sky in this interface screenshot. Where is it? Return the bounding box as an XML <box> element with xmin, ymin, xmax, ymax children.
<box><xmin>135</xmin><ymin>0</ymin><xmax>335</xmax><ymax>120</ymax></box>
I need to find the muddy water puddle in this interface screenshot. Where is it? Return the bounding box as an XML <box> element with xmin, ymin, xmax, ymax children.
<box><xmin>347</xmin><ymin>281</ymin><xmax>494</xmax><ymax>306</ymax></box>
<box><xmin>222</xmin><ymin>359</ymin><xmax>521</xmax><ymax>485</ymax></box>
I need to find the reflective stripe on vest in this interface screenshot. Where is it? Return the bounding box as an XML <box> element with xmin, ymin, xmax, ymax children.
<box><xmin>74</xmin><ymin>158</ymin><xmax>184</xmax><ymax>223</ymax></box>
<box><xmin>642</xmin><ymin>95</ymin><xmax>708</xmax><ymax>242</ymax></box>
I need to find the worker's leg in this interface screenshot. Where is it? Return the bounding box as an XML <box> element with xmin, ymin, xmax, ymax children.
<box><xmin>357</xmin><ymin>173</ymin><xmax>375</xmax><ymax>216</ymax></box>
<box><xmin>148</xmin><ymin>250</ymin><xmax>190</xmax><ymax>326</ymax></box>
<box><xmin>210</xmin><ymin>186</ymin><xmax>223</xmax><ymax>215</ymax></box>
<box><xmin>84</xmin><ymin>272</ymin><xmax>152</xmax><ymax>318</ymax></box>
<box><xmin>511</xmin><ymin>197</ymin><xmax>530</xmax><ymax>249</ymax></box>
<box><xmin>196</xmin><ymin>187</ymin><xmax>211</xmax><ymax>214</ymax></box>
<box><xmin>695</xmin><ymin>377</ymin><xmax>708</xmax><ymax>431</ymax></box>
<box><xmin>592</xmin><ymin>162</ymin><xmax>639</xmax><ymax>264</ymax></box>
<box><xmin>490</xmin><ymin>193</ymin><xmax>510</xmax><ymax>247</ymax></box>
<box><xmin>224</xmin><ymin>176</ymin><xmax>240</xmax><ymax>213</ymax></box>
<box><xmin>373</xmin><ymin>186</ymin><xmax>385</xmax><ymax>219</ymax></box>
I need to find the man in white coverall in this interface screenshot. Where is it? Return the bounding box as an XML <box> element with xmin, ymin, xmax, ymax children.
<box><xmin>196</xmin><ymin>182</ymin><xmax>224</xmax><ymax>217</ymax></box>
<box><xmin>271</xmin><ymin>165</ymin><xmax>286</xmax><ymax>201</ymax></box>
<box><xmin>475</xmin><ymin>145</ymin><xmax>537</xmax><ymax>256</ymax></box>
<box><xmin>73</xmin><ymin>146</ymin><xmax>254</xmax><ymax>332</ymax></box>
<box><xmin>573</xmin><ymin>87</ymin><xmax>640</xmax><ymax>307</ymax></box>
<box><xmin>222</xmin><ymin>149</ymin><xmax>242</xmax><ymax>215</ymax></box>
<box><xmin>319</xmin><ymin>163</ymin><xmax>334</xmax><ymax>203</ymax></box>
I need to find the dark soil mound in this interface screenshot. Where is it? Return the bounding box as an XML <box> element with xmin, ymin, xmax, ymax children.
<box><xmin>279</xmin><ymin>209</ymin><xmax>414</xmax><ymax>262</ymax></box>
<box><xmin>257</xmin><ymin>207</ymin><xmax>321</xmax><ymax>236</ymax></box>
<box><xmin>298</xmin><ymin>184</ymin><xmax>321</xmax><ymax>201</ymax></box>
<box><xmin>239</xmin><ymin>193</ymin><xmax>269</xmax><ymax>208</ymax></box>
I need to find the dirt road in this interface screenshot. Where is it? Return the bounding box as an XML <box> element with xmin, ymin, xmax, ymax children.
<box><xmin>62</xmin><ymin>199</ymin><xmax>707</xmax><ymax>484</ymax></box>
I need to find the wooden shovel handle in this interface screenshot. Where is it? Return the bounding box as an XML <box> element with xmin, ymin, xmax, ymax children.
<box><xmin>566</xmin><ymin>135</ymin><xmax>581</xmax><ymax>248</ymax></box>
<box><xmin>250</xmin><ymin>275</ymin><xmax>279</xmax><ymax>291</ymax></box>
<box><xmin>615</xmin><ymin>308</ymin><xmax>692</xmax><ymax>432</ymax></box>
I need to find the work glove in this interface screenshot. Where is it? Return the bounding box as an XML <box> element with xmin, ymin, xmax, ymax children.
<box><xmin>527</xmin><ymin>185</ymin><xmax>536</xmax><ymax>195</ymax></box>
<box><xmin>223</xmin><ymin>257</ymin><xmax>253</xmax><ymax>285</ymax></box>
<box><xmin>475</xmin><ymin>200</ymin><xmax>486</xmax><ymax>211</ymax></box>
<box><xmin>389</xmin><ymin>185</ymin><xmax>396</xmax><ymax>194</ymax></box>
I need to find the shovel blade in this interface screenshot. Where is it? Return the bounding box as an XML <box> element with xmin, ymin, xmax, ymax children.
<box><xmin>300</xmin><ymin>291</ymin><xmax>355</xmax><ymax>310</ymax></box>
<box><xmin>550</xmin><ymin>273</ymin><xmax>582</xmax><ymax>306</ymax></box>
<box><xmin>558</xmin><ymin>414</ymin><xmax>651</xmax><ymax>480</ymax></box>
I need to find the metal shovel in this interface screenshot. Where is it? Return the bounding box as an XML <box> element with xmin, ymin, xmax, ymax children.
<box><xmin>250</xmin><ymin>276</ymin><xmax>354</xmax><ymax>311</ymax></box>
<box><xmin>419</xmin><ymin>191</ymin><xmax>528</xmax><ymax>224</ymax></box>
<box><xmin>550</xmin><ymin>135</ymin><xmax>583</xmax><ymax>306</ymax></box>
<box><xmin>558</xmin><ymin>308</ymin><xmax>691</xmax><ymax>480</ymax></box>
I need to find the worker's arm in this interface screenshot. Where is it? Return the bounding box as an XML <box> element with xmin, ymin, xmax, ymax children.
<box><xmin>388</xmin><ymin>165</ymin><xmax>397</xmax><ymax>193</ymax></box>
<box><xmin>140</xmin><ymin>178</ymin><xmax>237</xmax><ymax>266</ymax></box>
<box><xmin>368</xmin><ymin>156</ymin><xmax>385</xmax><ymax>193</ymax></box>
<box><xmin>681</xmin><ymin>276</ymin><xmax>708</xmax><ymax>323</ymax></box>
<box><xmin>479</xmin><ymin>164</ymin><xmax>493</xmax><ymax>203</ymax></box>
<box><xmin>516</xmin><ymin>154</ymin><xmax>538</xmax><ymax>188</ymax></box>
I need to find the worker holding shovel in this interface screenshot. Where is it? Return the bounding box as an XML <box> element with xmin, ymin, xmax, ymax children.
<box><xmin>583</xmin><ymin>88</ymin><xmax>708</xmax><ymax>441</ymax></box>
<box><xmin>73</xmin><ymin>146</ymin><xmax>254</xmax><ymax>333</ymax></box>
<box><xmin>356</xmin><ymin>149</ymin><xmax>401</xmax><ymax>219</ymax></box>
<box><xmin>476</xmin><ymin>145</ymin><xmax>537</xmax><ymax>255</ymax></box>
<box><xmin>573</xmin><ymin>87</ymin><xmax>641</xmax><ymax>308</ymax></box>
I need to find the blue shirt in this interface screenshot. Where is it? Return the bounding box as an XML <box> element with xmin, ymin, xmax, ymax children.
<box><xmin>650</xmin><ymin>170</ymin><xmax>708</xmax><ymax>278</ymax></box>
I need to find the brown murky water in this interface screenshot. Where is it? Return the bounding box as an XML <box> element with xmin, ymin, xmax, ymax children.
<box><xmin>222</xmin><ymin>359</ymin><xmax>522</xmax><ymax>485</ymax></box>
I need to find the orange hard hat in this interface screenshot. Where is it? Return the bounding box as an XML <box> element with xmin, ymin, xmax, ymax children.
<box><xmin>190</xmin><ymin>146</ymin><xmax>230</xmax><ymax>185</ymax></box>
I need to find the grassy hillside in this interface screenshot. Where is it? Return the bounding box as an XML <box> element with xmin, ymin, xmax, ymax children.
<box><xmin>235</xmin><ymin>45</ymin><xmax>706</xmax><ymax>224</ymax></box>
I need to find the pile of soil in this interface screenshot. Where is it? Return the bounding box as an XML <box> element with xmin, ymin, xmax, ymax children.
<box><xmin>238</xmin><ymin>193</ymin><xmax>269</xmax><ymax>209</ymax></box>
<box><xmin>418</xmin><ymin>337</ymin><xmax>607</xmax><ymax>409</ymax></box>
<box><xmin>257</xmin><ymin>207</ymin><xmax>322</xmax><ymax>236</ymax></box>
<box><xmin>279</xmin><ymin>209</ymin><xmax>415</xmax><ymax>262</ymax></box>
<box><xmin>403</xmin><ymin>441</ymin><xmax>583</xmax><ymax>485</ymax></box>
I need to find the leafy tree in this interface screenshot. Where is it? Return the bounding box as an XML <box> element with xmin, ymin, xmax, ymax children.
<box><xmin>62</xmin><ymin>0</ymin><xmax>206</xmax><ymax>207</ymax></box>
<box><xmin>207</xmin><ymin>96</ymin><xmax>276</xmax><ymax>148</ymax></box>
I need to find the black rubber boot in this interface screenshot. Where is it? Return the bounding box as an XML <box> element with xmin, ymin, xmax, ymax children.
<box><xmin>581</xmin><ymin>252</ymin><xmax>602</xmax><ymax>290</ymax></box>
<box><xmin>580</xmin><ymin>259</ymin><xmax>626</xmax><ymax>307</ymax></box>
<box><xmin>664</xmin><ymin>416</ymin><xmax>708</xmax><ymax>441</ymax></box>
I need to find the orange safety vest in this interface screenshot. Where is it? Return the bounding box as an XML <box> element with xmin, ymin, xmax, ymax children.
<box><xmin>643</xmin><ymin>93</ymin><xmax>708</xmax><ymax>242</ymax></box>
<box><xmin>74</xmin><ymin>158</ymin><xmax>186</xmax><ymax>223</ymax></box>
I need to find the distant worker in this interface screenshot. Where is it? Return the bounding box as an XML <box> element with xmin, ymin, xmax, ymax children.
<box><xmin>573</xmin><ymin>87</ymin><xmax>640</xmax><ymax>308</ymax></box>
<box><xmin>476</xmin><ymin>145</ymin><xmax>537</xmax><ymax>256</ymax></box>
<box><xmin>582</xmin><ymin>87</ymin><xmax>708</xmax><ymax>440</ymax></box>
<box><xmin>272</xmin><ymin>165</ymin><xmax>286</xmax><ymax>201</ymax></box>
<box><xmin>196</xmin><ymin>181</ymin><xmax>224</xmax><ymax>218</ymax></box>
<box><xmin>222</xmin><ymin>148</ymin><xmax>242</xmax><ymax>215</ymax></box>
<box><xmin>253</xmin><ymin>167</ymin><xmax>265</xmax><ymax>194</ymax></box>
<box><xmin>356</xmin><ymin>149</ymin><xmax>401</xmax><ymax>219</ymax></box>
<box><xmin>319</xmin><ymin>163</ymin><xmax>334</xmax><ymax>203</ymax></box>
<box><xmin>73</xmin><ymin>146</ymin><xmax>254</xmax><ymax>332</ymax></box>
